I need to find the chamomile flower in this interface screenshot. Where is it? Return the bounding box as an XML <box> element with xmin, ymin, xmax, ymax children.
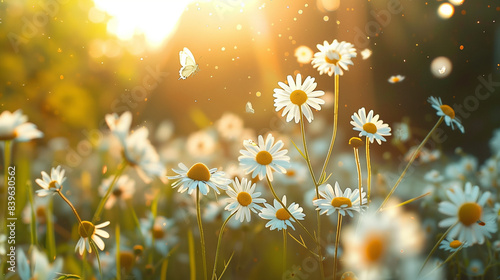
<box><xmin>168</xmin><ymin>162</ymin><xmax>231</xmax><ymax>195</ymax></box>
<box><xmin>123</xmin><ymin>127</ymin><xmax>165</xmax><ymax>183</ymax></box>
<box><xmin>98</xmin><ymin>175</ymin><xmax>135</xmax><ymax>209</ymax></box>
<box><xmin>225</xmin><ymin>177</ymin><xmax>266</xmax><ymax>222</ymax></box>
<box><xmin>35</xmin><ymin>165</ymin><xmax>66</xmax><ymax>197</ymax></box>
<box><xmin>439</xmin><ymin>237</ymin><xmax>468</xmax><ymax>252</ymax></box>
<box><xmin>105</xmin><ymin>111</ymin><xmax>132</xmax><ymax>144</ymax></box>
<box><xmin>0</xmin><ymin>109</ymin><xmax>43</xmax><ymax>142</ymax></box>
<box><xmin>428</xmin><ymin>96</ymin><xmax>465</xmax><ymax>133</ymax></box>
<box><xmin>238</xmin><ymin>134</ymin><xmax>290</xmax><ymax>181</ymax></box>
<box><xmin>294</xmin><ymin>45</ymin><xmax>314</xmax><ymax>64</ymax></box>
<box><xmin>141</xmin><ymin>213</ymin><xmax>178</xmax><ymax>256</ymax></box>
<box><xmin>75</xmin><ymin>221</ymin><xmax>110</xmax><ymax>255</ymax></box>
<box><xmin>388</xmin><ymin>75</ymin><xmax>405</xmax><ymax>83</ymax></box>
<box><xmin>312</xmin><ymin>39</ymin><xmax>357</xmax><ymax>76</ymax></box>
<box><xmin>273</xmin><ymin>74</ymin><xmax>325</xmax><ymax>123</ymax></box>
<box><xmin>259</xmin><ymin>195</ymin><xmax>305</xmax><ymax>231</ymax></box>
<box><xmin>313</xmin><ymin>182</ymin><xmax>366</xmax><ymax>217</ymax></box>
<box><xmin>216</xmin><ymin>112</ymin><xmax>244</xmax><ymax>140</ymax></box>
<box><xmin>350</xmin><ymin>108</ymin><xmax>392</xmax><ymax>145</ymax></box>
<box><xmin>438</xmin><ymin>182</ymin><xmax>497</xmax><ymax>244</ymax></box>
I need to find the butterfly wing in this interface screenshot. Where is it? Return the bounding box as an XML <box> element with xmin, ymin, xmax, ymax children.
<box><xmin>179</xmin><ymin>47</ymin><xmax>199</xmax><ymax>79</ymax></box>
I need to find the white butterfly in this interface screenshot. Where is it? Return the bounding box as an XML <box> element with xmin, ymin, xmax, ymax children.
<box><xmin>179</xmin><ymin>47</ymin><xmax>200</xmax><ymax>80</ymax></box>
<box><xmin>245</xmin><ymin>101</ymin><xmax>255</xmax><ymax>113</ymax></box>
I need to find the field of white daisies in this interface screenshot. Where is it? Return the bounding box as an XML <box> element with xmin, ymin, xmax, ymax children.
<box><xmin>2</xmin><ymin>26</ymin><xmax>500</xmax><ymax>280</ymax></box>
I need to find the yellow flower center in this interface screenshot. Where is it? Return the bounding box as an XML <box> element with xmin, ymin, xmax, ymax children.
<box><xmin>78</xmin><ymin>221</ymin><xmax>95</xmax><ymax>238</ymax></box>
<box><xmin>48</xmin><ymin>181</ymin><xmax>58</xmax><ymax>190</ymax></box>
<box><xmin>391</xmin><ymin>77</ymin><xmax>400</xmax><ymax>83</ymax></box>
<box><xmin>290</xmin><ymin>90</ymin><xmax>308</xmax><ymax>106</ymax></box>
<box><xmin>363</xmin><ymin>123</ymin><xmax>378</xmax><ymax>134</ymax></box>
<box><xmin>348</xmin><ymin>137</ymin><xmax>363</xmax><ymax>149</ymax></box>
<box><xmin>0</xmin><ymin>131</ymin><xmax>17</xmax><ymax>141</ymax></box>
<box><xmin>364</xmin><ymin>235</ymin><xmax>385</xmax><ymax>263</ymax></box>
<box><xmin>440</xmin><ymin>104</ymin><xmax>455</xmax><ymax>119</ymax></box>
<box><xmin>237</xmin><ymin>191</ymin><xmax>252</xmax><ymax>206</ymax></box>
<box><xmin>449</xmin><ymin>240</ymin><xmax>462</xmax><ymax>249</ymax></box>
<box><xmin>458</xmin><ymin>202</ymin><xmax>482</xmax><ymax>226</ymax></box>
<box><xmin>187</xmin><ymin>162</ymin><xmax>211</xmax><ymax>181</ymax></box>
<box><xmin>120</xmin><ymin>251</ymin><xmax>135</xmax><ymax>271</ymax></box>
<box><xmin>331</xmin><ymin>197</ymin><xmax>352</xmax><ymax>208</ymax></box>
<box><xmin>152</xmin><ymin>225</ymin><xmax>165</xmax><ymax>239</ymax></box>
<box><xmin>256</xmin><ymin>151</ymin><xmax>273</xmax><ymax>165</ymax></box>
<box><xmin>276</xmin><ymin>208</ymin><xmax>291</xmax><ymax>221</ymax></box>
<box><xmin>325</xmin><ymin>51</ymin><xmax>341</xmax><ymax>65</ymax></box>
<box><xmin>133</xmin><ymin>245</ymin><xmax>144</xmax><ymax>255</ymax></box>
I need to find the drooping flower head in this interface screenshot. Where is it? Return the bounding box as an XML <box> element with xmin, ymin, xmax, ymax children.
<box><xmin>168</xmin><ymin>162</ymin><xmax>231</xmax><ymax>195</ymax></box>
<box><xmin>273</xmin><ymin>74</ymin><xmax>325</xmax><ymax>123</ymax></box>
<box><xmin>313</xmin><ymin>182</ymin><xmax>366</xmax><ymax>217</ymax></box>
<box><xmin>438</xmin><ymin>182</ymin><xmax>496</xmax><ymax>245</ymax></box>
<box><xmin>428</xmin><ymin>96</ymin><xmax>464</xmax><ymax>133</ymax></box>
<box><xmin>238</xmin><ymin>134</ymin><xmax>290</xmax><ymax>181</ymax></box>
<box><xmin>35</xmin><ymin>165</ymin><xmax>66</xmax><ymax>197</ymax></box>
<box><xmin>312</xmin><ymin>40</ymin><xmax>357</xmax><ymax>76</ymax></box>
<box><xmin>75</xmin><ymin>221</ymin><xmax>110</xmax><ymax>255</ymax></box>
<box><xmin>225</xmin><ymin>177</ymin><xmax>266</xmax><ymax>222</ymax></box>
<box><xmin>259</xmin><ymin>195</ymin><xmax>305</xmax><ymax>231</ymax></box>
<box><xmin>351</xmin><ymin>108</ymin><xmax>391</xmax><ymax>145</ymax></box>
<box><xmin>0</xmin><ymin>109</ymin><xmax>43</xmax><ymax>142</ymax></box>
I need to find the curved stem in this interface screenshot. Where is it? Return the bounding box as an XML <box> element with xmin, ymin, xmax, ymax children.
<box><xmin>378</xmin><ymin>117</ymin><xmax>444</xmax><ymax>211</ymax></box>
<box><xmin>353</xmin><ymin>147</ymin><xmax>362</xmax><ymax>206</ymax></box>
<box><xmin>365</xmin><ymin>139</ymin><xmax>371</xmax><ymax>204</ymax></box>
<box><xmin>298</xmin><ymin>107</ymin><xmax>325</xmax><ymax>280</ymax></box>
<box><xmin>196</xmin><ymin>187</ymin><xmax>208</xmax><ymax>280</ymax></box>
<box><xmin>92</xmin><ymin>160</ymin><xmax>127</xmax><ymax>223</ymax></box>
<box><xmin>333</xmin><ymin>212</ymin><xmax>343</xmax><ymax>280</ymax></box>
<box><xmin>419</xmin><ymin>221</ymin><xmax>458</xmax><ymax>274</ymax></box>
<box><xmin>57</xmin><ymin>190</ymin><xmax>83</xmax><ymax>225</ymax></box>
<box><xmin>266</xmin><ymin>176</ymin><xmax>317</xmax><ymax>244</ymax></box>
<box><xmin>211</xmin><ymin>212</ymin><xmax>236</xmax><ymax>280</ymax></box>
<box><xmin>320</xmin><ymin>74</ymin><xmax>339</xmax><ymax>180</ymax></box>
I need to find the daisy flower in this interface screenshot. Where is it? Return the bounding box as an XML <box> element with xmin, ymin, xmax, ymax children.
<box><xmin>140</xmin><ymin>213</ymin><xmax>178</xmax><ymax>256</ymax></box>
<box><xmin>428</xmin><ymin>96</ymin><xmax>465</xmax><ymax>133</ymax></box>
<box><xmin>168</xmin><ymin>162</ymin><xmax>231</xmax><ymax>195</ymax></box>
<box><xmin>225</xmin><ymin>177</ymin><xmax>266</xmax><ymax>222</ymax></box>
<box><xmin>216</xmin><ymin>112</ymin><xmax>244</xmax><ymax>140</ymax></box>
<box><xmin>313</xmin><ymin>182</ymin><xmax>367</xmax><ymax>217</ymax></box>
<box><xmin>350</xmin><ymin>107</ymin><xmax>392</xmax><ymax>145</ymax></box>
<box><xmin>360</xmin><ymin>48</ymin><xmax>372</xmax><ymax>60</ymax></box>
<box><xmin>273</xmin><ymin>74</ymin><xmax>325</xmax><ymax>123</ymax></box>
<box><xmin>259</xmin><ymin>195</ymin><xmax>305</xmax><ymax>231</ymax></box>
<box><xmin>98</xmin><ymin>175</ymin><xmax>135</xmax><ymax>209</ymax></box>
<box><xmin>388</xmin><ymin>75</ymin><xmax>405</xmax><ymax>83</ymax></box>
<box><xmin>238</xmin><ymin>134</ymin><xmax>290</xmax><ymax>181</ymax></box>
<box><xmin>312</xmin><ymin>39</ymin><xmax>357</xmax><ymax>76</ymax></box>
<box><xmin>439</xmin><ymin>237</ymin><xmax>469</xmax><ymax>252</ymax></box>
<box><xmin>186</xmin><ymin>129</ymin><xmax>217</xmax><ymax>158</ymax></box>
<box><xmin>438</xmin><ymin>182</ymin><xmax>497</xmax><ymax>245</ymax></box>
<box><xmin>105</xmin><ymin>111</ymin><xmax>132</xmax><ymax>144</ymax></box>
<box><xmin>0</xmin><ymin>109</ymin><xmax>43</xmax><ymax>142</ymax></box>
<box><xmin>122</xmin><ymin>127</ymin><xmax>165</xmax><ymax>183</ymax></box>
<box><xmin>18</xmin><ymin>248</ymin><xmax>63</xmax><ymax>280</ymax></box>
<box><xmin>294</xmin><ymin>45</ymin><xmax>314</xmax><ymax>64</ymax></box>
<box><xmin>75</xmin><ymin>221</ymin><xmax>110</xmax><ymax>255</ymax></box>
<box><xmin>35</xmin><ymin>165</ymin><xmax>66</xmax><ymax>197</ymax></box>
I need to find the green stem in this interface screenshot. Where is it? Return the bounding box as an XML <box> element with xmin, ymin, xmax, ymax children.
<box><xmin>419</xmin><ymin>221</ymin><xmax>458</xmax><ymax>274</ymax></box>
<box><xmin>92</xmin><ymin>160</ymin><xmax>127</xmax><ymax>223</ymax></box>
<box><xmin>320</xmin><ymin>74</ymin><xmax>339</xmax><ymax>181</ymax></box>
<box><xmin>116</xmin><ymin>223</ymin><xmax>121</xmax><ymax>280</ymax></box>
<box><xmin>57</xmin><ymin>190</ymin><xmax>83</xmax><ymax>225</ymax></box>
<box><xmin>126</xmin><ymin>199</ymin><xmax>145</xmax><ymax>242</ymax></box>
<box><xmin>283</xmin><ymin>228</ymin><xmax>287</xmax><ymax>275</ymax></box>
<box><xmin>196</xmin><ymin>187</ymin><xmax>208</xmax><ymax>280</ymax></box>
<box><xmin>365</xmin><ymin>139</ymin><xmax>371</xmax><ymax>204</ymax></box>
<box><xmin>46</xmin><ymin>197</ymin><xmax>56</xmax><ymax>262</ymax></box>
<box><xmin>211</xmin><ymin>212</ymin><xmax>236</xmax><ymax>280</ymax></box>
<box><xmin>265</xmin><ymin>176</ymin><xmax>316</xmax><ymax>244</ymax></box>
<box><xmin>333</xmin><ymin>212</ymin><xmax>342</xmax><ymax>280</ymax></box>
<box><xmin>27</xmin><ymin>181</ymin><xmax>38</xmax><ymax>247</ymax></box>
<box><xmin>298</xmin><ymin>107</ymin><xmax>325</xmax><ymax>280</ymax></box>
<box><xmin>353</xmin><ymin>148</ymin><xmax>362</xmax><ymax>206</ymax></box>
<box><xmin>160</xmin><ymin>258</ymin><xmax>169</xmax><ymax>279</ymax></box>
<box><xmin>378</xmin><ymin>117</ymin><xmax>444</xmax><ymax>211</ymax></box>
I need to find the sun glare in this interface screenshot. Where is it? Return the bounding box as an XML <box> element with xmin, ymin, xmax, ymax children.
<box><xmin>92</xmin><ymin>0</ymin><xmax>196</xmax><ymax>48</ymax></box>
